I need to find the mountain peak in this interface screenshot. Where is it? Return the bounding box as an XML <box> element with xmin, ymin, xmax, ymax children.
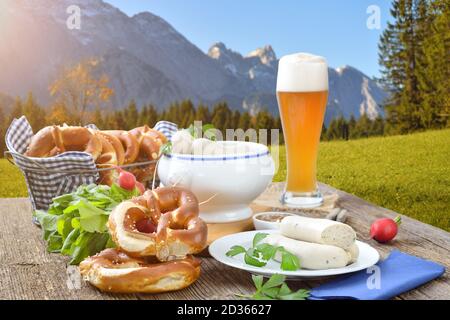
<box><xmin>132</xmin><ymin>11</ymin><xmax>160</xmax><ymax>21</ymax></box>
<box><xmin>336</xmin><ymin>65</ymin><xmax>361</xmax><ymax>75</ymax></box>
<box><xmin>132</xmin><ymin>11</ymin><xmax>171</xmax><ymax>28</ymax></box>
<box><xmin>208</xmin><ymin>42</ymin><xmax>242</xmax><ymax>60</ymax></box>
<box><xmin>246</xmin><ymin>45</ymin><xmax>277</xmax><ymax>66</ymax></box>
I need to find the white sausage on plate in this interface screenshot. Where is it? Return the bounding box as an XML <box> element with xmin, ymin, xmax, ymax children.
<box><xmin>263</xmin><ymin>234</ymin><xmax>351</xmax><ymax>270</ymax></box>
<box><xmin>280</xmin><ymin>216</ymin><xmax>356</xmax><ymax>250</ymax></box>
<box><xmin>346</xmin><ymin>242</ymin><xmax>359</xmax><ymax>263</ymax></box>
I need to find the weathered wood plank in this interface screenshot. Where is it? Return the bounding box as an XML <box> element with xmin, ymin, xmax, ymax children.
<box><xmin>253</xmin><ymin>183</ymin><xmax>450</xmax><ymax>300</ymax></box>
<box><xmin>0</xmin><ymin>181</ymin><xmax>448</xmax><ymax>300</ymax></box>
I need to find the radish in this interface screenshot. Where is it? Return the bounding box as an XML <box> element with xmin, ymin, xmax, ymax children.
<box><xmin>135</xmin><ymin>219</ymin><xmax>156</xmax><ymax>234</ymax></box>
<box><xmin>370</xmin><ymin>216</ymin><xmax>401</xmax><ymax>243</ymax></box>
<box><xmin>116</xmin><ymin>167</ymin><xmax>136</xmax><ymax>191</ymax></box>
<box><xmin>136</xmin><ymin>181</ymin><xmax>145</xmax><ymax>195</ymax></box>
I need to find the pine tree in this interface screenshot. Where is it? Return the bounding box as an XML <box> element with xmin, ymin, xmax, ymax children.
<box><xmin>179</xmin><ymin>100</ymin><xmax>196</xmax><ymax>128</ymax></box>
<box><xmin>195</xmin><ymin>104</ymin><xmax>211</xmax><ymax>123</ymax></box>
<box><xmin>92</xmin><ymin>107</ymin><xmax>104</xmax><ymax>129</ymax></box>
<box><xmin>46</xmin><ymin>102</ymin><xmax>73</xmax><ymax>125</ymax></box>
<box><xmin>416</xmin><ymin>0</ymin><xmax>450</xmax><ymax>128</ymax></box>
<box><xmin>371</xmin><ymin>116</ymin><xmax>385</xmax><ymax>136</ymax></box>
<box><xmin>238</xmin><ymin>112</ymin><xmax>252</xmax><ymax>131</ymax></box>
<box><xmin>379</xmin><ymin>0</ymin><xmax>424</xmax><ymax>134</ymax></box>
<box><xmin>148</xmin><ymin>105</ymin><xmax>159</xmax><ymax>127</ymax></box>
<box><xmin>255</xmin><ymin>110</ymin><xmax>273</xmax><ymax>131</ymax></box>
<box><xmin>348</xmin><ymin>115</ymin><xmax>358</xmax><ymax>139</ymax></box>
<box><xmin>231</xmin><ymin>110</ymin><xmax>241</xmax><ymax>129</ymax></box>
<box><xmin>124</xmin><ymin>100</ymin><xmax>138</xmax><ymax>130</ymax></box>
<box><xmin>7</xmin><ymin>97</ymin><xmax>24</xmax><ymax>125</ymax></box>
<box><xmin>354</xmin><ymin>114</ymin><xmax>372</xmax><ymax>138</ymax></box>
<box><xmin>113</xmin><ymin>110</ymin><xmax>126</xmax><ymax>130</ymax></box>
<box><xmin>211</xmin><ymin>102</ymin><xmax>233</xmax><ymax>134</ymax></box>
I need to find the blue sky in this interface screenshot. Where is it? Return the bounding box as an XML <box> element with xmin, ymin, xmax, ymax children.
<box><xmin>105</xmin><ymin>0</ymin><xmax>392</xmax><ymax>78</ymax></box>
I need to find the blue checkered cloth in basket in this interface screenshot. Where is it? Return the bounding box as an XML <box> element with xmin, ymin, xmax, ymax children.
<box><xmin>5</xmin><ymin>116</ymin><xmax>178</xmax><ymax>211</ymax></box>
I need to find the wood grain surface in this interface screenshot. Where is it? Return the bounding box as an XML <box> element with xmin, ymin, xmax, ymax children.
<box><xmin>0</xmin><ymin>182</ymin><xmax>448</xmax><ymax>300</ymax></box>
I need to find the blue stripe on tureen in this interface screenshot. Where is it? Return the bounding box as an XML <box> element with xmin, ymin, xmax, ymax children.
<box><xmin>164</xmin><ymin>150</ymin><xmax>270</xmax><ymax>161</ymax></box>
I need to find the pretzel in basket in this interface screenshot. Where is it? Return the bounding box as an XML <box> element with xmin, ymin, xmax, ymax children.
<box><xmin>79</xmin><ymin>248</ymin><xmax>201</xmax><ymax>293</ymax></box>
<box><xmin>102</xmin><ymin>130</ymin><xmax>140</xmax><ymax>165</ymax></box>
<box><xmin>95</xmin><ymin>133</ymin><xmax>120</xmax><ymax>186</ymax></box>
<box><xmin>108</xmin><ymin>187</ymin><xmax>208</xmax><ymax>261</ymax></box>
<box><xmin>129</xmin><ymin>125</ymin><xmax>168</xmax><ymax>183</ymax></box>
<box><xmin>25</xmin><ymin>126</ymin><xmax>102</xmax><ymax>159</ymax></box>
<box><xmin>96</xmin><ymin>131</ymin><xmax>126</xmax><ymax>165</ymax></box>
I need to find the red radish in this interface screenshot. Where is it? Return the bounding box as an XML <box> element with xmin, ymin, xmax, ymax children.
<box><xmin>135</xmin><ymin>219</ymin><xmax>156</xmax><ymax>234</ymax></box>
<box><xmin>136</xmin><ymin>181</ymin><xmax>145</xmax><ymax>195</ymax></box>
<box><xmin>370</xmin><ymin>216</ymin><xmax>401</xmax><ymax>243</ymax></box>
<box><xmin>117</xmin><ymin>168</ymin><xmax>136</xmax><ymax>190</ymax></box>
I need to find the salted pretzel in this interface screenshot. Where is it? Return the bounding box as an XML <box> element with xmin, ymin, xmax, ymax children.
<box><xmin>102</xmin><ymin>130</ymin><xmax>140</xmax><ymax>164</ymax></box>
<box><xmin>95</xmin><ymin>133</ymin><xmax>119</xmax><ymax>186</ymax></box>
<box><xmin>25</xmin><ymin>125</ymin><xmax>102</xmax><ymax>160</ymax></box>
<box><xmin>108</xmin><ymin>187</ymin><xmax>208</xmax><ymax>261</ymax></box>
<box><xmin>79</xmin><ymin>248</ymin><xmax>201</xmax><ymax>293</ymax></box>
<box><xmin>129</xmin><ymin>125</ymin><xmax>167</xmax><ymax>182</ymax></box>
<box><xmin>96</xmin><ymin>131</ymin><xmax>125</xmax><ymax>165</ymax></box>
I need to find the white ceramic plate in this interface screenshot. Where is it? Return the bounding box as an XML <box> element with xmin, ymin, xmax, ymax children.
<box><xmin>209</xmin><ymin>230</ymin><xmax>380</xmax><ymax>279</ymax></box>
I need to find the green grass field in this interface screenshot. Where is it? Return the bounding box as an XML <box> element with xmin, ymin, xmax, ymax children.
<box><xmin>273</xmin><ymin>129</ymin><xmax>450</xmax><ymax>231</ymax></box>
<box><xmin>1</xmin><ymin>129</ymin><xmax>449</xmax><ymax>231</ymax></box>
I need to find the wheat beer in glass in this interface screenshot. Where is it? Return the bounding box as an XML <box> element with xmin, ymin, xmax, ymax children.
<box><xmin>277</xmin><ymin>53</ymin><xmax>328</xmax><ymax>208</ymax></box>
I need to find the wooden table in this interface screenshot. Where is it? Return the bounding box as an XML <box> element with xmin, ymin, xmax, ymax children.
<box><xmin>0</xmin><ymin>183</ymin><xmax>449</xmax><ymax>300</ymax></box>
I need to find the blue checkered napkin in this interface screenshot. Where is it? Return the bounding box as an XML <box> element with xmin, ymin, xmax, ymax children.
<box><xmin>154</xmin><ymin>121</ymin><xmax>178</xmax><ymax>140</ymax></box>
<box><xmin>5</xmin><ymin>116</ymin><xmax>99</xmax><ymax>211</ymax></box>
<box><xmin>5</xmin><ymin>118</ymin><xmax>178</xmax><ymax>211</ymax></box>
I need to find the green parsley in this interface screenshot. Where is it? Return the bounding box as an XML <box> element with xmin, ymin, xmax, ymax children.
<box><xmin>226</xmin><ymin>232</ymin><xmax>301</xmax><ymax>271</ymax></box>
<box><xmin>237</xmin><ymin>274</ymin><xmax>310</xmax><ymax>300</ymax></box>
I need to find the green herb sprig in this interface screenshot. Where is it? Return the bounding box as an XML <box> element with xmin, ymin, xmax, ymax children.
<box><xmin>237</xmin><ymin>274</ymin><xmax>310</xmax><ymax>300</ymax></box>
<box><xmin>226</xmin><ymin>233</ymin><xmax>300</xmax><ymax>271</ymax></box>
<box><xmin>34</xmin><ymin>183</ymin><xmax>141</xmax><ymax>265</ymax></box>
<box><xmin>159</xmin><ymin>123</ymin><xmax>218</xmax><ymax>156</ymax></box>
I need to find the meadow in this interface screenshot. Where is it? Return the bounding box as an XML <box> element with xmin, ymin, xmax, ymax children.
<box><xmin>273</xmin><ymin>129</ymin><xmax>450</xmax><ymax>231</ymax></box>
<box><xmin>1</xmin><ymin>129</ymin><xmax>449</xmax><ymax>231</ymax></box>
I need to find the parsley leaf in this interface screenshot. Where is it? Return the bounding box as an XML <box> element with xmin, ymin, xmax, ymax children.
<box><xmin>255</xmin><ymin>243</ymin><xmax>278</xmax><ymax>261</ymax></box>
<box><xmin>279</xmin><ymin>248</ymin><xmax>301</xmax><ymax>271</ymax></box>
<box><xmin>253</xmin><ymin>232</ymin><xmax>268</xmax><ymax>247</ymax></box>
<box><xmin>226</xmin><ymin>245</ymin><xmax>246</xmax><ymax>257</ymax></box>
<box><xmin>33</xmin><ymin>183</ymin><xmax>140</xmax><ymax>265</ymax></box>
<box><xmin>227</xmin><ymin>233</ymin><xmax>301</xmax><ymax>271</ymax></box>
<box><xmin>262</xmin><ymin>273</ymin><xmax>286</xmax><ymax>289</ymax></box>
<box><xmin>244</xmin><ymin>248</ymin><xmax>267</xmax><ymax>267</ymax></box>
<box><xmin>278</xmin><ymin>289</ymin><xmax>310</xmax><ymax>300</ymax></box>
<box><xmin>237</xmin><ymin>274</ymin><xmax>310</xmax><ymax>300</ymax></box>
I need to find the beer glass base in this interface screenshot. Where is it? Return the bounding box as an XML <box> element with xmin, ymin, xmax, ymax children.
<box><xmin>280</xmin><ymin>191</ymin><xmax>323</xmax><ymax>209</ymax></box>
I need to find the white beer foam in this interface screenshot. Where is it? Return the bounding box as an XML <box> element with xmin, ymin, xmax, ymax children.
<box><xmin>276</xmin><ymin>52</ymin><xmax>329</xmax><ymax>92</ymax></box>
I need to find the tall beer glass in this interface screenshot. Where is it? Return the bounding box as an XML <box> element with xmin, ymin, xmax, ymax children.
<box><xmin>276</xmin><ymin>53</ymin><xmax>328</xmax><ymax>208</ymax></box>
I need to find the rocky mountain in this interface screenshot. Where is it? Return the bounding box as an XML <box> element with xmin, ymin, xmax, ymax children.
<box><xmin>208</xmin><ymin>43</ymin><xmax>387</xmax><ymax>123</ymax></box>
<box><xmin>0</xmin><ymin>0</ymin><xmax>387</xmax><ymax>123</ymax></box>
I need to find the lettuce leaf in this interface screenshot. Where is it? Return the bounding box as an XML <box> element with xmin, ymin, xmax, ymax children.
<box><xmin>33</xmin><ymin>183</ymin><xmax>140</xmax><ymax>265</ymax></box>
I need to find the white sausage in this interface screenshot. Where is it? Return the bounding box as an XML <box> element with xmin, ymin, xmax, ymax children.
<box><xmin>263</xmin><ymin>234</ymin><xmax>351</xmax><ymax>270</ymax></box>
<box><xmin>192</xmin><ymin>138</ymin><xmax>213</xmax><ymax>155</ymax></box>
<box><xmin>346</xmin><ymin>243</ymin><xmax>359</xmax><ymax>263</ymax></box>
<box><xmin>171</xmin><ymin>130</ymin><xmax>194</xmax><ymax>154</ymax></box>
<box><xmin>280</xmin><ymin>216</ymin><xmax>356</xmax><ymax>250</ymax></box>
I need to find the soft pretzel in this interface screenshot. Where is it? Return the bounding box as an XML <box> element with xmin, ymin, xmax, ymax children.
<box><xmin>108</xmin><ymin>187</ymin><xmax>207</xmax><ymax>261</ymax></box>
<box><xmin>97</xmin><ymin>131</ymin><xmax>125</xmax><ymax>165</ymax></box>
<box><xmin>103</xmin><ymin>130</ymin><xmax>139</xmax><ymax>164</ymax></box>
<box><xmin>129</xmin><ymin>125</ymin><xmax>167</xmax><ymax>183</ymax></box>
<box><xmin>79</xmin><ymin>248</ymin><xmax>201</xmax><ymax>293</ymax></box>
<box><xmin>131</xmin><ymin>125</ymin><xmax>167</xmax><ymax>146</ymax></box>
<box><xmin>25</xmin><ymin>126</ymin><xmax>102</xmax><ymax>160</ymax></box>
<box><xmin>95</xmin><ymin>133</ymin><xmax>119</xmax><ymax>186</ymax></box>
